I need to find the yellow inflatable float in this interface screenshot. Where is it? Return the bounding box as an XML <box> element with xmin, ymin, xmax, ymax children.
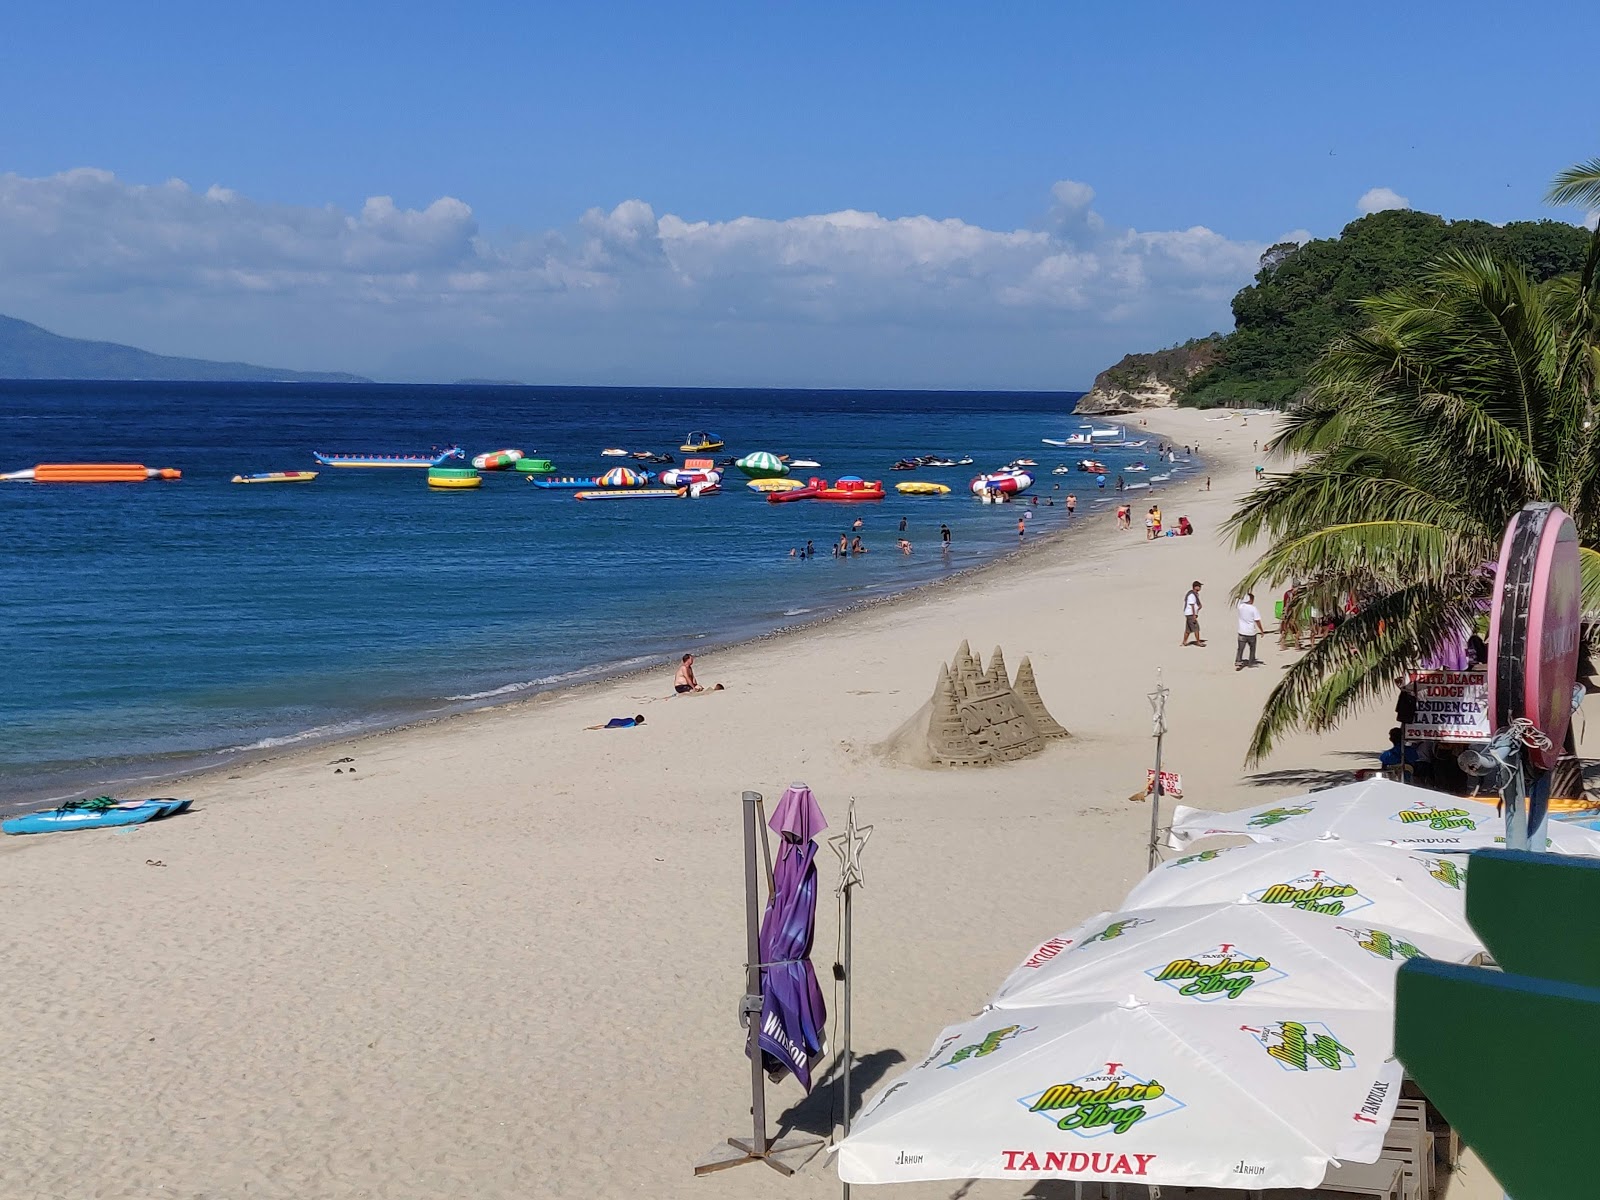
<box><xmin>895</xmin><ymin>481</ymin><xmax>952</xmax><ymax>496</ymax></box>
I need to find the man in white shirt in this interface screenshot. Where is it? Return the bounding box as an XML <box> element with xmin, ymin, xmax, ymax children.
<box><xmin>1182</xmin><ymin>581</ymin><xmax>1205</xmax><ymax>647</ymax></box>
<box><xmin>1236</xmin><ymin>592</ymin><xmax>1266</xmax><ymax>670</ymax></box>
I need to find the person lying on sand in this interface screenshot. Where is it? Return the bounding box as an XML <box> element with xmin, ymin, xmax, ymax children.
<box><xmin>587</xmin><ymin>715</ymin><xmax>646</xmax><ymax>729</ymax></box>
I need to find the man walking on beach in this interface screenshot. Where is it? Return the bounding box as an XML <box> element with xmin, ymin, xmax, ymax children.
<box><xmin>1066</xmin><ymin>493</ymin><xmax>1076</xmax><ymax>516</ymax></box>
<box><xmin>1235</xmin><ymin>592</ymin><xmax>1265</xmax><ymax>670</ymax></box>
<box><xmin>1017</xmin><ymin>517</ymin><xmax>1026</xmax><ymax>542</ymax></box>
<box><xmin>1182</xmin><ymin>581</ymin><xmax>1205</xmax><ymax>647</ymax></box>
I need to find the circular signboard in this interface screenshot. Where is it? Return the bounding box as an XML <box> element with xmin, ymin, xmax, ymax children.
<box><xmin>1486</xmin><ymin>502</ymin><xmax>1582</xmax><ymax>772</ymax></box>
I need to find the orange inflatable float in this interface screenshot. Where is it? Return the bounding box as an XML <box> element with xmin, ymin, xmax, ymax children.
<box><xmin>1</xmin><ymin>463</ymin><xmax>182</xmax><ymax>482</ymax></box>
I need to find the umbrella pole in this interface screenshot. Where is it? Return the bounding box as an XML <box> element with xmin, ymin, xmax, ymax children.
<box><xmin>755</xmin><ymin>792</ymin><xmax>775</xmax><ymax>894</ymax></box>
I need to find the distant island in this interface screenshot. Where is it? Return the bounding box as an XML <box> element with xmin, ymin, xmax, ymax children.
<box><xmin>0</xmin><ymin>314</ymin><xmax>368</xmax><ymax>383</ymax></box>
<box><xmin>1077</xmin><ymin>209</ymin><xmax>1593</xmax><ymax>414</ymax></box>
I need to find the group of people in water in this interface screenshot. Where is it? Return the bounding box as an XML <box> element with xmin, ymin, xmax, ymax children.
<box><xmin>790</xmin><ymin>515</ymin><xmax>955</xmax><ymax>560</ymax></box>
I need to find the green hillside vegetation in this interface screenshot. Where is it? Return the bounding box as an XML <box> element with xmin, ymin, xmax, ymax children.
<box><xmin>1182</xmin><ymin>209</ymin><xmax>1593</xmax><ymax>408</ymax></box>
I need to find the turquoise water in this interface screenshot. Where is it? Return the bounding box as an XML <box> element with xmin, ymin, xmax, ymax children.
<box><xmin>1</xmin><ymin>382</ymin><xmax>1186</xmax><ymax>803</ymax></box>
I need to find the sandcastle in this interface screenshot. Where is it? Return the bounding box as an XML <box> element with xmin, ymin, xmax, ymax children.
<box><xmin>921</xmin><ymin>640</ymin><xmax>1069</xmax><ymax>766</ymax></box>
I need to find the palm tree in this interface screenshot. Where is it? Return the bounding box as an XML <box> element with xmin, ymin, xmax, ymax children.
<box><xmin>1227</xmin><ymin>209</ymin><xmax>1600</xmax><ymax>762</ymax></box>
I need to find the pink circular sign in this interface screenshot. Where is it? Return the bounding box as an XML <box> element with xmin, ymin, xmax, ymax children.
<box><xmin>1487</xmin><ymin>503</ymin><xmax>1581</xmax><ymax>772</ymax></box>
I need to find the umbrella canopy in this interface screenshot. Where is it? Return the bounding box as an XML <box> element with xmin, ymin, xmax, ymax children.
<box><xmin>1123</xmin><ymin>841</ymin><xmax>1477</xmax><ymax>944</ymax></box>
<box><xmin>840</xmin><ymin>900</ymin><xmax>1477</xmax><ymax>1187</ymax></box>
<box><xmin>1168</xmin><ymin>777</ymin><xmax>1600</xmax><ymax>855</ymax></box>
<box><xmin>838</xmin><ymin>996</ymin><xmax>1403</xmax><ymax>1188</ymax></box>
<box><xmin>989</xmin><ymin>900</ymin><xmax>1477</xmax><ymax>1012</ymax></box>
<box><xmin>736</xmin><ymin>451</ymin><xmax>790</xmax><ymax>479</ymax></box>
<box><xmin>755</xmin><ymin>784</ymin><xmax>828</xmax><ymax>1090</ymax></box>
<box><xmin>597</xmin><ymin>466</ymin><xmax>645</xmax><ymax>487</ymax></box>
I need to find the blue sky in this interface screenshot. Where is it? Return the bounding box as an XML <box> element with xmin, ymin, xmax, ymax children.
<box><xmin>1</xmin><ymin>1</ymin><xmax>1595</xmax><ymax>386</ymax></box>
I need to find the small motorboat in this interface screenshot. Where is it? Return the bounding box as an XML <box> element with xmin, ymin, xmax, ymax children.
<box><xmin>748</xmin><ymin>477</ymin><xmax>805</xmax><ymax>493</ymax></box>
<box><xmin>788</xmin><ymin>459</ymin><xmax>821</xmax><ymax>469</ymax></box>
<box><xmin>313</xmin><ymin>447</ymin><xmax>463</xmax><ymax>468</ymax></box>
<box><xmin>1041</xmin><ymin>438</ymin><xmax>1070</xmax><ymax>447</ymax></box>
<box><xmin>920</xmin><ymin>457</ymin><xmax>959</xmax><ymax>468</ymax></box>
<box><xmin>231</xmin><ymin>471</ymin><xmax>318</xmax><ymax>484</ymax></box>
<box><xmin>472</xmin><ymin>448</ymin><xmax>525</xmax><ymax>470</ymax></box>
<box><xmin>815</xmin><ymin>476</ymin><xmax>885</xmax><ymax>501</ymax></box>
<box><xmin>735</xmin><ymin>451</ymin><xmax>789</xmax><ymax>479</ymax></box>
<box><xmin>1051</xmin><ymin>465</ymin><xmax>1070</xmax><ymax>475</ymax></box>
<box><xmin>428</xmin><ymin>467</ymin><xmax>482</xmax><ymax>490</ymax></box>
<box><xmin>4</xmin><ymin>797</ymin><xmax>191</xmax><ymax>836</ymax></box>
<box><xmin>1076</xmin><ymin>459</ymin><xmax>1108</xmax><ymax>474</ymax></box>
<box><xmin>4</xmin><ymin>463</ymin><xmax>181</xmax><ymax>482</ymax></box>
<box><xmin>680</xmin><ymin>431</ymin><xmax>726</xmax><ymax>453</ymax></box>
<box><xmin>1010</xmin><ymin>458</ymin><xmax>1038</xmax><ymax>467</ymax></box>
<box><xmin>631</xmin><ymin>451</ymin><xmax>676</xmax><ymax>464</ymax></box>
<box><xmin>767</xmin><ymin>479</ymin><xmax>822</xmax><ymax>503</ymax></box>
<box><xmin>891</xmin><ymin>460</ymin><xmax>918</xmax><ymax>472</ymax></box>
<box><xmin>574</xmin><ymin>487</ymin><xmax>685</xmax><ymax>500</ymax></box>
<box><xmin>513</xmin><ymin>458</ymin><xmax>558</xmax><ymax>474</ymax></box>
<box><xmin>601</xmin><ymin>448</ymin><xmax>629</xmax><ymax>457</ymax></box>
<box><xmin>895</xmin><ymin>481</ymin><xmax>951</xmax><ymax>496</ymax></box>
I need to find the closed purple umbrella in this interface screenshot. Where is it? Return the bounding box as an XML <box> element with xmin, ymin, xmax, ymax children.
<box><xmin>755</xmin><ymin>784</ymin><xmax>828</xmax><ymax>1091</ymax></box>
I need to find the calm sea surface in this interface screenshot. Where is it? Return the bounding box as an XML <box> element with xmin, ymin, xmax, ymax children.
<box><xmin>1</xmin><ymin>382</ymin><xmax>1191</xmax><ymax>803</ymax></box>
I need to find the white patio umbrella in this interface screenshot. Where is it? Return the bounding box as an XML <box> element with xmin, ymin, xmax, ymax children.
<box><xmin>1122</xmin><ymin>841</ymin><xmax>1476</xmax><ymax>944</ymax></box>
<box><xmin>837</xmin><ymin>997</ymin><xmax>1404</xmax><ymax>1188</ymax></box>
<box><xmin>988</xmin><ymin>900</ymin><xmax>1478</xmax><ymax>1011</ymax></box>
<box><xmin>1167</xmin><ymin>777</ymin><xmax>1600</xmax><ymax>855</ymax></box>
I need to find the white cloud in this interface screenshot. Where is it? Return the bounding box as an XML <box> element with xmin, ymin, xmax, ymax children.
<box><xmin>0</xmin><ymin>168</ymin><xmax>1279</xmax><ymax>386</ymax></box>
<box><xmin>1357</xmin><ymin>186</ymin><xmax>1410</xmax><ymax>216</ymax></box>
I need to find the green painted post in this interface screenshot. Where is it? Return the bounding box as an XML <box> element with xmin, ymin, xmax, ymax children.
<box><xmin>1396</xmin><ymin>849</ymin><xmax>1600</xmax><ymax>1199</ymax></box>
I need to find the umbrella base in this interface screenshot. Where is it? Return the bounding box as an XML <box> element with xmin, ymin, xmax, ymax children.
<box><xmin>693</xmin><ymin>1134</ymin><xmax>826</xmax><ymax>1176</ymax></box>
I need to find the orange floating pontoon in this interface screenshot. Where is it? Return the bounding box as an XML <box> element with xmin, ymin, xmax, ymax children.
<box><xmin>1</xmin><ymin>463</ymin><xmax>182</xmax><ymax>483</ymax></box>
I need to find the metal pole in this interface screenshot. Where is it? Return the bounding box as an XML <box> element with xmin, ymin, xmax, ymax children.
<box><xmin>755</xmin><ymin>793</ymin><xmax>775</xmax><ymax>895</ymax></box>
<box><xmin>742</xmin><ymin>790</ymin><xmax>769</xmax><ymax>1157</ymax></box>
<box><xmin>1147</xmin><ymin>672</ymin><xmax>1169</xmax><ymax>872</ymax></box>
<box><xmin>840</xmin><ymin>879</ymin><xmax>853</xmax><ymax>1200</ymax></box>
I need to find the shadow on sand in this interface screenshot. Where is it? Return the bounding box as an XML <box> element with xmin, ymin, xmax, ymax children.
<box><xmin>1242</xmin><ymin>753</ymin><xmax>1373</xmax><ymax>793</ymax></box>
<box><xmin>773</xmin><ymin>1047</ymin><xmax>907</xmax><ymax>1139</ymax></box>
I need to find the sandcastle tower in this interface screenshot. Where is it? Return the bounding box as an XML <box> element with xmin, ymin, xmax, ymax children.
<box><xmin>1014</xmin><ymin>656</ymin><xmax>1069</xmax><ymax>739</ymax></box>
<box><xmin>926</xmin><ymin>664</ymin><xmax>994</xmax><ymax>766</ymax></box>
<box><xmin>912</xmin><ymin>640</ymin><xmax>1071</xmax><ymax>767</ymax></box>
<box><xmin>956</xmin><ymin>646</ymin><xmax>1041</xmax><ymax>762</ymax></box>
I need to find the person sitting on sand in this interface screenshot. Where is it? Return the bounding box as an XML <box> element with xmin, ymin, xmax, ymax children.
<box><xmin>674</xmin><ymin>653</ymin><xmax>701</xmax><ymax>694</ymax></box>
<box><xmin>587</xmin><ymin>715</ymin><xmax>646</xmax><ymax>729</ymax></box>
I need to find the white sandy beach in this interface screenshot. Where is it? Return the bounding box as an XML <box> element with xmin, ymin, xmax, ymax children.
<box><xmin>1</xmin><ymin>409</ymin><xmax>1507</xmax><ymax>1199</ymax></box>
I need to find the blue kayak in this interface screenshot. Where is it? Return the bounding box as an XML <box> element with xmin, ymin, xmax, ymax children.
<box><xmin>2</xmin><ymin>797</ymin><xmax>192</xmax><ymax>836</ymax></box>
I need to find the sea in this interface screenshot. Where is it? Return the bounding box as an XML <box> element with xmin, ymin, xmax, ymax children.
<box><xmin>0</xmin><ymin>381</ymin><xmax>1188</xmax><ymax>806</ymax></box>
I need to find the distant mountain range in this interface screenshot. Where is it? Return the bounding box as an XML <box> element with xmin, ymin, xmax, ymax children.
<box><xmin>0</xmin><ymin>314</ymin><xmax>369</xmax><ymax>383</ymax></box>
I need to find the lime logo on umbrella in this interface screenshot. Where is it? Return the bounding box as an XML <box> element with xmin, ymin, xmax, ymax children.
<box><xmin>1247</xmin><ymin>805</ymin><xmax>1313</xmax><ymax>828</ymax></box>
<box><xmin>1336</xmin><ymin>925</ymin><xmax>1424</xmax><ymax>961</ymax></box>
<box><xmin>1410</xmin><ymin>855</ymin><xmax>1468</xmax><ymax>890</ymax></box>
<box><xmin>1019</xmin><ymin>1063</ymin><xmax>1185</xmax><ymax>1138</ymax></box>
<box><xmin>1391</xmin><ymin>804</ymin><xmax>1476</xmax><ymax>831</ymax></box>
<box><xmin>1242</xmin><ymin>1020</ymin><xmax>1355</xmax><ymax>1072</ymax></box>
<box><xmin>1172</xmin><ymin>849</ymin><xmax>1226</xmax><ymax>868</ymax></box>
<box><xmin>1084</xmin><ymin>918</ymin><xmax>1149</xmax><ymax>945</ymax></box>
<box><xmin>940</xmin><ymin>1024</ymin><xmax>1036</xmax><ymax>1069</ymax></box>
<box><xmin>1249</xmin><ymin>870</ymin><xmax>1369</xmax><ymax>917</ymax></box>
<box><xmin>1147</xmin><ymin>943</ymin><xmax>1286</xmax><ymax>1000</ymax></box>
